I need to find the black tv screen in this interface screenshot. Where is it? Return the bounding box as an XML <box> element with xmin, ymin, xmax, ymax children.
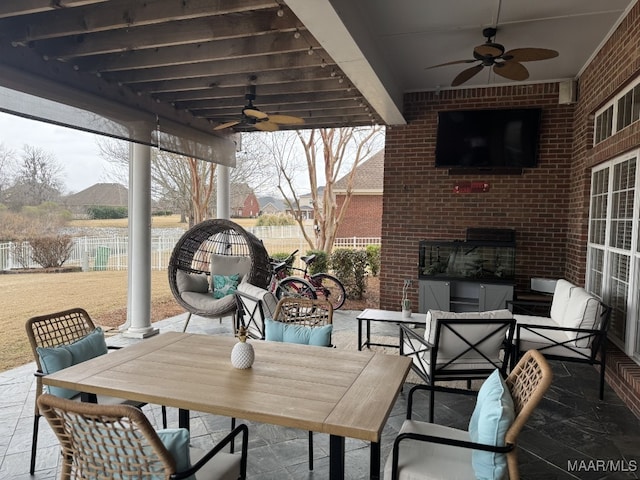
<box><xmin>435</xmin><ymin>108</ymin><xmax>542</xmax><ymax>171</ymax></box>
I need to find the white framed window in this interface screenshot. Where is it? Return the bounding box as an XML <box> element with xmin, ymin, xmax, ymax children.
<box><xmin>593</xmin><ymin>78</ymin><xmax>640</xmax><ymax>145</ymax></box>
<box><xmin>587</xmin><ymin>153</ymin><xmax>640</xmax><ymax>361</ymax></box>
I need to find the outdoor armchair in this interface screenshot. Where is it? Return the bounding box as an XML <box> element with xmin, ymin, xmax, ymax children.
<box><xmin>25</xmin><ymin>307</ymin><xmax>167</xmax><ymax>475</ymax></box>
<box><xmin>384</xmin><ymin>350</ymin><xmax>553</xmax><ymax>480</ymax></box>
<box><xmin>508</xmin><ymin>279</ymin><xmax>612</xmax><ymax>399</ymax></box>
<box><xmin>235</xmin><ymin>282</ymin><xmax>279</xmax><ymax>339</ymax></box>
<box><xmin>399</xmin><ymin>309</ymin><xmax>515</xmax><ymax>422</ymax></box>
<box><xmin>38</xmin><ymin>393</ymin><xmax>248</xmax><ymax>480</ymax></box>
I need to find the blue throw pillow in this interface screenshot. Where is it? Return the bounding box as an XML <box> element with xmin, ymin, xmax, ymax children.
<box><xmin>157</xmin><ymin>428</ymin><xmax>194</xmax><ymax>480</ymax></box>
<box><xmin>264</xmin><ymin>318</ymin><xmax>285</xmax><ymax>342</ymax></box>
<box><xmin>468</xmin><ymin>370</ymin><xmax>515</xmax><ymax>480</ymax></box>
<box><xmin>265</xmin><ymin>319</ymin><xmax>332</xmax><ymax>347</ymax></box>
<box><xmin>212</xmin><ymin>273</ymin><xmax>240</xmax><ymax>299</ymax></box>
<box><xmin>36</xmin><ymin>328</ymin><xmax>108</xmax><ymax>399</ymax></box>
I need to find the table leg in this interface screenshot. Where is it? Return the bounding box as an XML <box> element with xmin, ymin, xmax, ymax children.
<box><xmin>178</xmin><ymin>408</ymin><xmax>190</xmax><ymax>430</ymax></box>
<box><xmin>358</xmin><ymin>318</ymin><xmax>363</xmax><ymax>351</ymax></box>
<box><xmin>329</xmin><ymin>434</ymin><xmax>345</xmax><ymax>480</ymax></box>
<box><xmin>370</xmin><ymin>441</ymin><xmax>380</xmax><ymax>479</ymax></box>
<box><xmin>366</xmin><ymin>319</ymin><xmax>371</xmax><ymax>349</ymax></box>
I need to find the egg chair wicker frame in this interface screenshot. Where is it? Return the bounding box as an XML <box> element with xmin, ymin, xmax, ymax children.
<box><xmin>168</xmin><ymin>219</ymin><xmax>271</xmax><ymax>331</ymax></box>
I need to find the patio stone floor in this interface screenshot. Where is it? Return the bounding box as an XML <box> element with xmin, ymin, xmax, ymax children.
<box><xmin>1</xmin><ymin>309</ymin><xmax>639</xmax><ymax>479</ymax></box>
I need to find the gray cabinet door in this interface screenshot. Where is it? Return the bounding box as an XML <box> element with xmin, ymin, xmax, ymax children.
<box><xmin>419</xmin><ymin>280</ymin><xmax>450</xmax><ymax>312</ymax></box>
<box><xmin>479</xmin><ymin>284</ymin><xmax>514</xmax><ymax>311</ymax></box>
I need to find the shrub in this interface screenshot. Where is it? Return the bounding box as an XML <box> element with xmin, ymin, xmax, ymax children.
<box><xmin>87</xmin><ymin>206</ymin><xmax>128</xmax><ymax>219</ymax></box>
<box><xmin>366</xmin><ymin>244</ymin><xmax>381</xmax><ymax>277</ymax></box>
<box><xmin>255</xmin><ymin>214</ymin><xmax>296</xmax><ymax>226</ymax></box>
<box><xmin>29</xmin><ymin>235</ymin><xmax>74</xmax><ymax>268</ymax></box>
<box><xmin>305</xmin><ymin>249</ymin><xmax>328</xmax><ymax>275</ymax></box>
<box><xmin>330</xmin><ymin>248</ymin><xmax>368</xmax><ymax>300</ymax></box>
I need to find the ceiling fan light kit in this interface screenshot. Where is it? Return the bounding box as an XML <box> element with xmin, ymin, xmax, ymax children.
<box><xmin>429</xmin><ymin>27</ymin><xmax>559</xmax><ymax>87</ymax></box>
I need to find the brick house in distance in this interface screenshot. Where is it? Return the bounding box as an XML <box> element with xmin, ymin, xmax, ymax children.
<box><xmin>334</xmin><ymin>150</ymin><xmax>383</xmax><ymax>238</ymax></box>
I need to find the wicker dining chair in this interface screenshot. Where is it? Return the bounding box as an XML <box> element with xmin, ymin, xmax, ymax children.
<box><xmin>25</xmin><ymin>308</ymin><xmax>167</xmax><ymax>475</ymax></box>
<box><xmin>38</xmin><ymin>393</ymin><xmax>248</xmax><ymax>480</ymax></box>
<box><xmin>268</xmin><ymin>296</ymin><xmax>334</xmax><ymax>471</ymax></box>
<box><xmin>385</xmin><ymin>349</ymin><xmax>553</xmax><ymax>480</ymax></box>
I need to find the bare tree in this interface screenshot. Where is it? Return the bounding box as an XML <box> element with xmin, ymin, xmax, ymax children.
<box><xmin>6</xmin><ymin>145</ymin><xmax>63</xmax><ymax>209</ymax></box>
<box><xmin>0</xmin><ymin>143</ymin><xmax>17</xmax><ymax>202</ymax></box>
<box><xmin>250</xmin><ymin>126</ymin><xmax>384</xmax><ymax>252</ymax></box>
<box><xmin>98</xmin><ymin>135</ymin><xmax>274</xmax><ymax>226</ymax></box>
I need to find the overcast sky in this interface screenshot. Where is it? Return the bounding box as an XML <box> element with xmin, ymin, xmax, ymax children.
<box><xmin>0</xmin><ymin>111</ymin><xmax>110</xmax><ymax>194</ymax></box>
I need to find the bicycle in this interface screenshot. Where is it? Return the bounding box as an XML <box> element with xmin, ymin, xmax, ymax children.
<box><xmin>269</xmin><ymin>250</ymin><xmax>347</xmax><ymax>310</ymax></box>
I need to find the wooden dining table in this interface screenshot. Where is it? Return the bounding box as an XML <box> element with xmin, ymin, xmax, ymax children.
<box><xmin>43</xmin><ymin>332</ymin><xmax>411</xmax><ymax>480</ymax></box>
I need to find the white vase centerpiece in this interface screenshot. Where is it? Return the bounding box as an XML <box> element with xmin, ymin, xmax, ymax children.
<box><xmin>231</xmin><ymin>326</ymin><xmax>254</xmax><ymax>369</ymax></box>
<box><xmin>402</xmin><ymin>279</ymin><xmax>412</xmax><ymax>318</ymax></box>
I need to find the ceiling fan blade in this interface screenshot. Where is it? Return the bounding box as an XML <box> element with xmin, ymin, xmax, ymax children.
<box><xmin>243</xmin><ymin>108</ymin><xmax>268</xmax><ymax>120</ymax></box>
<box><xmin>451</xmin><ymin>64</ymin><xmax>484</xmax><ymax>86</ymax></box>
<box><xmin>503</xmin><ymin>48</ymin><xmax>559</xmax><ymax>62</ymax></box>
<box><xmin>474</xmin><ymin>44</ymin><xmax>503</xmax><ymax>57</ymax></box>
<box><xmin>213</xmin><ymin>120</ymin><xmax>240</xmax><ymax>131</ymax></box>
<box><xmin>268</xmin><ymin>114</ymin><xmax>305</xmax><ymax>125</ymax></box>
<box><xmin>427</xmin><ymin>59</ymin><xmax>476</xmax><ymax>69</ymax></box>
<box><xmin>493</xmin><ymin>61</ymin><xmax>529</xmax><ymax>81</ymax></box>
<box><xmin>255</xmin><ymin>121</ymin><xmax>279</xmax><ymax>132</ymax></box>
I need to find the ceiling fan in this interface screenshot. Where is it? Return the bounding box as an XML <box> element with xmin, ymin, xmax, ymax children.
<box><xmin>213</xmin><ymin>85</ymin><xmax>305</xmax><ymax>132</ymax></box>
<box><xmin>427</xmin><ymin>27</ymin><xmax>559</xmax><ymax>87</ymax></box>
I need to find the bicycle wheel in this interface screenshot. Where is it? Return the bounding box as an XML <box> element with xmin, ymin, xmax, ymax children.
<box><xmin>310</xmin><ymin>273</ymin><xmax>346</xmax><ymax>309</ymax></box>
<box><xmin>276</xmin><ymin>277</ymin><xmax>317</xmax><ymax>300</ymax></box>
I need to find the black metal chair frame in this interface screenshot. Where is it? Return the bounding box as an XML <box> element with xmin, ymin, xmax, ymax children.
<box><xmin>168</xmin><ymin>219</ymin><xmax>271</xmax><ymax>330</ymax></box>
<box><xmin>235</xmin><ymin>288</ymin><xmax>270</xmax><ymax>340</ymax></box>
<box><xmin>400</xmin><ymin>317</ymin><xmax>516</xmax><ymax>422</ymax></box>
<box><xmin>510</xmin><ymin>298</ymin><xmax>612</xmax><ymax>399</ymax></box>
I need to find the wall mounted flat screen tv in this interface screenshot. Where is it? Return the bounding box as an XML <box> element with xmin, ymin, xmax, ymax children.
<box><xmin>435</xmin><ymin>108</ymin><xmax>542</xmax><ymax>172</ymax></box>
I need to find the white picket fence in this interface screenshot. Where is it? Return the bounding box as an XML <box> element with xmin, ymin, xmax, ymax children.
<box><xmin>0</xmin><ymin>228</ymin><xmax>380</xmax><ymax>271</ymax></box>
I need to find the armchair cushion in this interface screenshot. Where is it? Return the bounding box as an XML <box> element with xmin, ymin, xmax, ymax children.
<box><xmin>212</xmin><ymin>273</ymin><xmax>240</xmax><ymax>299</ymax></box>
<box><xmin>37</xmin><ymin>327</ymin><xmax>108</xmax><ymax>399</ymax></box>
<box><xmin>210</xmin><ymin>254</ymin><xmax>251</xmax><ymax>287</ymax></box>
<box><xmin>468</xmin><ymin>370</ymin><xmax>514</xmax><ymax>480</ymax></box>
<box><xmin>424</xmin><ymin>309</ymin><xmax>512</xmax><ymax>345</ymax></box>
<box><xmin>265</xmin><ymin>318</ymin><xmax>333</xmax><ymax>347</ymax></box>
<box><xmin>156</xmin><ymin>428</ymin><xmax>194</xmax><ymax>480</ymax></box>
<box><xmin>175</xmin><ymin>270</ymin><xmax>209</xmax><ymax>294</ymax></box>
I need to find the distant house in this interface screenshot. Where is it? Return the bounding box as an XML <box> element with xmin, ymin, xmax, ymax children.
<box><xmin>258</xmin><ymin>196</ymin><xmax>287</xmax><ymax>215</ymax></box>
<box><xmin>333</xmin><ymin>150</ymin><xmax>383</xmax><ymax>238</ymax></box>
<box><xmin>231</xmin><ymin>183</ymin><xmax>259</xmax><ymax>218</ymax></box>
<box><xmin>63</xmin><ymin>183</ymin><xmax>128</xmax><ymax>218</ymax></box>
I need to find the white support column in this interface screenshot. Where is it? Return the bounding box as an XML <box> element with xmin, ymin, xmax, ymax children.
<box><xmin>217</xmin><ymin>164</ymin><xmax>230</xmax><ymax>219</ymax></box>
<box><xmin>121</xmin><ymin>122</ymin><xmax>158</xmax><ymax>338</ymax></box>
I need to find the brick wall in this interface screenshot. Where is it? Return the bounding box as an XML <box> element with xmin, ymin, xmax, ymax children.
<box><xmin>379</xmin><ymin>2</ymin><xmax>640</xmax><ymax>417</ymax></box>
<box><xmin>381</xmin><ymin>84</ymin><xmax>575</xmax><ymax>310</ymax></box>
<box><xmin>335</xmin><ymin>194</ymin><xmax>382</xmax><ymax>237</ymax></box>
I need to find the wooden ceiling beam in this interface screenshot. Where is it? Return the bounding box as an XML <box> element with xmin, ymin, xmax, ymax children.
<box><xmin>0</xmin><ymin>0</ymin><xmax>278</xmax><ymax>42</ymax></box>
<box><xmin>29</xmin><ymin>10</ymin><xmax>298</xmax><ymax>58</ymax></box>
<box><xmin>106</xmin><ymin>51</ymin><xmax>327</xmax><ymax>85</ymax></box>
<box><xmin>74</xmin><ymin>31</ymin><xmax>318</xmax><ymax>73</ymax></box>
<box><xmin>0</xmin><ymin>0</ymin><xmax>107</xmax><ymax>19</ymax></box>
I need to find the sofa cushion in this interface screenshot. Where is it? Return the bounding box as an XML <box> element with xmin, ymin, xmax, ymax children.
<box><xmin>469</xmin><ymin>369</ymin><xmax>515</xmax><ymax>480</ymax></box>
<box><xmin>549</xmin><ymin>279</ymin><xmax>574</xmax><ymax>325</ymax></box>
<box><xmin>176</xmin><ymin>270</ymin><xmax>209</xmax><ymax>294</ymax></box>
